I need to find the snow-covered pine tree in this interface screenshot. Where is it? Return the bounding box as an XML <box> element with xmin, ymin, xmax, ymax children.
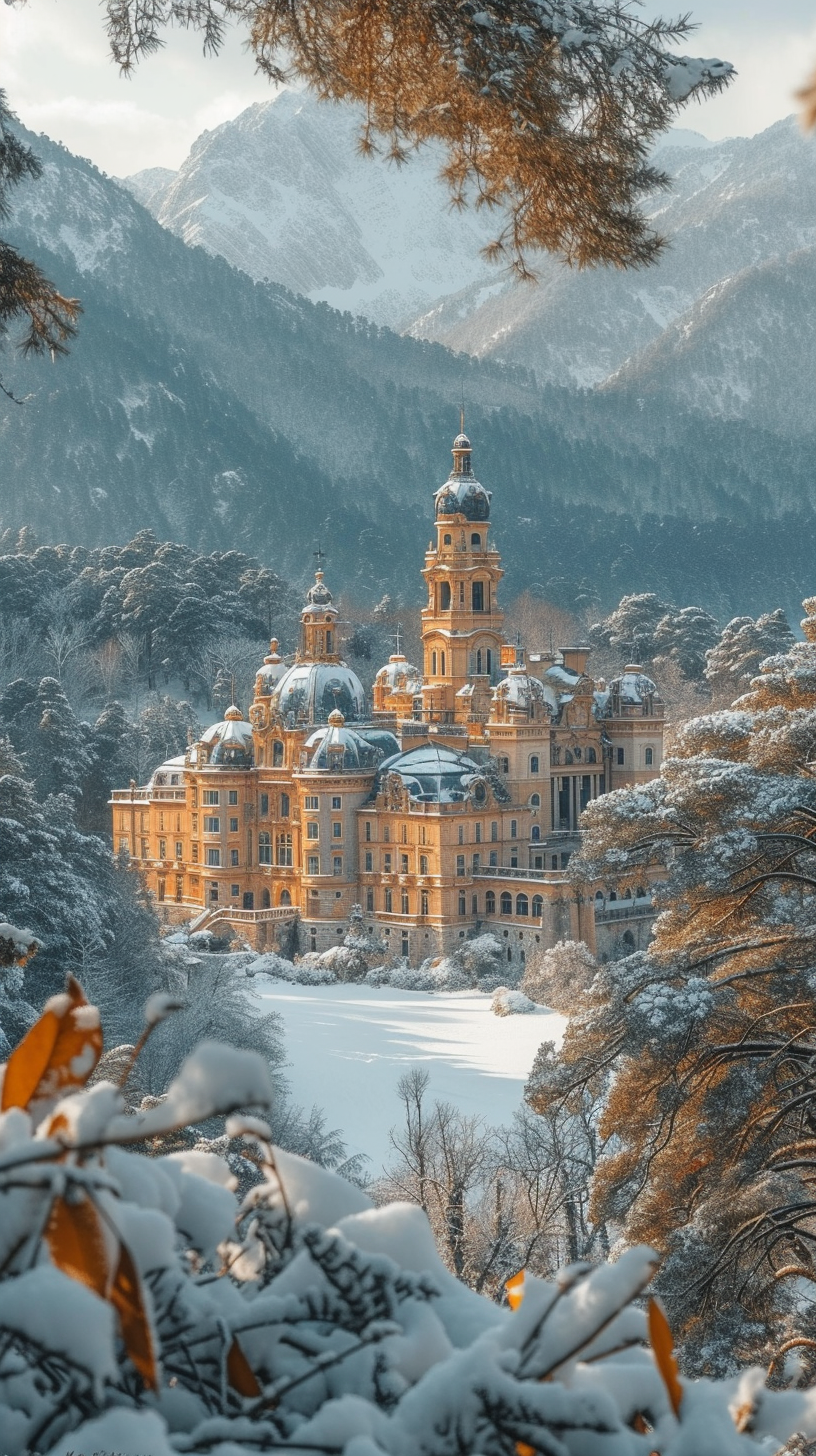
<box><xmin>530</xmin><ymin>598</ymin><xmax>816</xmax><ymax>1373</ymax></box>
<box><xmin>705</xmin><ymin>609</ymin><xmax>795</xmax><ymax>705</ymax></box>
<box><xmin>2</xmin><ymin>953</ymin><xmax>814</xmax><ymax>1456</ymax></box>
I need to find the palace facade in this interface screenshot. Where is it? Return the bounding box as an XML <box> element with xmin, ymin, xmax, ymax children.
<box><xmin>111</xmin><ymin>430</ymin><xmax>664</xmax><ymax>965</ymax></box>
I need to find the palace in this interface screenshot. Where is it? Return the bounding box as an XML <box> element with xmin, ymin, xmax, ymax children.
<box><xmin>111</xmin><ymin>429</ymin><xmax>664</xmax><ymax>965</ymax></box>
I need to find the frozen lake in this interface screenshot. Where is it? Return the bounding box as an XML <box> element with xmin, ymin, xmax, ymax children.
<box><xmin>250</xmin><ymin>978</ymin><xmax>563</xmax><ymax>1174</ymax></box>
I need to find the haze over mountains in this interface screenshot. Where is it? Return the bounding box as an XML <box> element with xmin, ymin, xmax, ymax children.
<box><xmin>0</xmin><ymin>104</ymin><xmax>813</xmax><ymax>619</ymax></box>
<box><xmin>126</xmin><ymin>94</ymin><xmax>815</xmax><ymax>439</ymax></box>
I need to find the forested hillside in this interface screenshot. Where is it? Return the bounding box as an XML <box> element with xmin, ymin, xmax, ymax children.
<box><xmin>1</xmin><ymin>122</ymin><xmax>813</xmax><ymax>616</ymax></box>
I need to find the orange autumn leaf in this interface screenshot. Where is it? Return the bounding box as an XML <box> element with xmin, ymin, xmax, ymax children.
<box><xmin>46</xmin><ymin>1191</ymin><xmax>110</xmax><ymax>1298</ymax></box>
<box><xmin>110</xmin><ymin>1240</ymin><xmax>159</xmax><ymax>1391</ymax></box>
<box><xmin>506</xmin><ymin>1269</ymin><xmax>525</xmax><ymax>1311</ymax></box>
<box><xmin>648</xmin><ymin>1297</ymin><xmax>683</xmax><ymax>1417</ymax></box>
<box><xmin>227</xmin><ymin>1335</ymin><xmax>262</xmax><ymax>1397</ymax></box>
<box><xmin>2</xmin><ymin>975</ymin><xmax>102</xmax><ymax>1111</ymax></box>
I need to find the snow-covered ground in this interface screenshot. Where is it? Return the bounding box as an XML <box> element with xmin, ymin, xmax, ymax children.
<box><xmin>250</xmin><ymin>978</ymin><xmax>563</xmax><ymax>1173</ymax></box>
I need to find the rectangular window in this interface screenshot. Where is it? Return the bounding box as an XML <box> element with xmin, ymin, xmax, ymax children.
<box><xmin>472</xmin><ymin>853</ymin><xmax>480</xmax><ymax>872</ymax></box>
<box><xmin>489</xmin><ymin>850</ymin><xmax>498</xmax><ymax>867</ymax></box>
<box><xmin>205</xmin><ymin>848</ymin><xmax>221</xmax><ymax>866</ymax></box>
<box><xmin>384</xmin><ymin>889</ymin><xmax>393</xmax><ymax>913</ymax></box>
<box><xmin>307</xmin><ymin>854</ymin><xmax>319</xmax><ymax>875</ymax></box>
<box><xmin>230</xmin><ymin>849</ymin><xmax>239</xmax><ymax>866</ymax></box>
<box><xmin>401</xmin><ymin>890</ymin><xmax>409</xmax><ymax>914</ymax></box>
<box><xmin>456</xmin><ymin>854</ymin><xmax>465</xmax><ymax>877</ymax></box>
<box><xmin>366</xmin><ymin>888</ymin><xmax>375</xmax><ymax>911</ymax></box>
<box><xmin>230</xmin><ymin>883</ymin><xmax>240</xmax><ymax>897</ymax></box>
<box><xmin>306</xmin><ymin>822</ymin><xmax>319</xmax><ymax>840</ymax></box>
<box><xmin>471</xmin><ymin>580</ymin><xmax>484</xmax><ymax>612</ymax></box>
<box><xmin>332</xmin><ymin>796</ymin><xmax>342</xmax><ymax>809</ymax></box>
<box><xmin>175</xmin><ymin>841</ymin><xmax>183</xmax><ymax>859</ymax></box>
<box><xmin>203</xmin><ymin>790</ymin><xmax>219</xmax><ymax>806</ymax></box>
<box><xmin>228</xmin><ymin>790</ymin><xmax>239</xmax><ymax>805</ymax></box>
<box><xmin>119</xmin><ymin>835</ymin><xmax>129</xmax><ymax>852</ymax></box>
<box><xmin>277</xmin><ymin>833</ymin><xmax>293</xmax><ymax>866</ymax></box>
<box><xmin>365</xmin><ymin>821</ymin><xmax>371</xmax><ymax>842</ymax></box>
<box><xmin>384</xmin><ymin>853</ymin><xmax>392</xmax><ymax>873</ymax></box>
<box><xmin>204</xmin><ymin>816</ymin><xmax>220</xmax><ymax>833</ymax></box>
<box><xmin>419</xmin><ymin>825</ymin><xmax>426</xmax><ymax>845</ymax></box>
<box><xmin>510</xmin><ymin>819</ymin><xmax>518</xmax><ymax>839</ymax></box>
<box><xmin>305</xmin><ymin>795</ymin><xmax>319</xmax><ymax>810</ymax></box>
<box><xmin>365</xmin><ymin>851</ymin><xmax>373</xmax><ymax>872</ymax></box>
<box><xmin>332</xmin><ymin>822</ymin><xmax>342</xmax><ymax>839</ymax></box>
<box><xmin>401</xmin><ymin>854</ymin><xmax>409</xmax><ymax>873</ymax></box>
<box><xmin>158</xmin><ymin>838</ymin><xmax>167</xmax><ymax>859</ymax></box>
<box><xmin>475</xmin><ymin>823</ymin><xmax>482</xmax><ymax>843</ymax></box>
<box><xmin>419</xmin><ymin>854</ymin><xmax>429</xmax><ymax>876</ymax></box>
<box><xmin>383</xmin><ymin>825</ymin><xmax>390</xmax><ymax>843</ymax></box>
<box><xmin>209</xmin><ymin>880</ymin><xmax>218</xmax><ymax>902</ymax></box>
<box><xmin>229</xmin><ymin>817</ymin><xmax>239</xmax><ymax>833</ymax></box>
<box><xmin>472</xmin><ymin>894</ymin><xmax>478</xmax><ymax>914</ymax></box>
<box><xmin>260</xmin><ymin>793</ymin><xmax>269</xmax><ymax>817</ymax></box>
<box><xmin>333</xmin><ymin>856</ymin><xmax>343</xmax><ymax>876</ymax></box>
<box><xmin>458</xmin><ymin>891</ymin><xmax>466</xmax><ymax>915</ymax></box>
<box><xmin>458</xmin><ymin>825</ymin><xmax>464</xmax><ymax>844</ymax></box>
<box><xmin>421</xmin><ymin>890</ymin><xmax>429</xmax><ymax>916</ymax></box>
<box><xmin>616</xmin><ymin>747</ymin><xmax>625</xmax><ymax>765</ymax></box>
<box><xmin>491</xmin><ymin>821</ymin><xmax>498</xmax><ymax>842</ymax></box>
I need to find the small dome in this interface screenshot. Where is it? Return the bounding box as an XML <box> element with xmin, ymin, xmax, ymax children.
<box><xmin>434</xmin><ymin>478</ymin><xmax>491</xmax><ymax>522</ymax></box>
<box><xmin>453</xmin><ymin>431</ymin><xmax>471</xmax><ymax>449</ymax></box>
<box><xmin>200</xmin><ymin>712</ymin><xmax>254</xmax><ymax>766</ymax></box>
<box><xmin>610</xmin><ymin>669</ymin><xmax>659</xmax><ymax>706</ymax></box>
<box><xmin>271</xmin><ymin>660</ymin><xmax>366</xmax><ymax>724</ymax></box>
<box><xmin>493</xmin><ymin>667</ymin><xmax>551</xmax><ymax>713</ymax></box>
<box><xmin>303</xmin><ymin>569</ymin><xmax>335</xmax><ymax>614</ymax></box>
<box><xmin>305</xmin><ymin>718</ymin><xmax>384</xmax><ymax>771</ymax></box>
<box><xmin>375</xmin><ymin>654</ymin><xmax>423</xmax><ymax>694</ymax></box>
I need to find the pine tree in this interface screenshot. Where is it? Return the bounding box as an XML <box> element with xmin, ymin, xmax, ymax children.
<box><xmin>530</xmin><ymin>598</ymin><xmax>816</xmax><ymax>1373</ymax></box>
<box><xmin>705</xmin><ymin>608</ymin><xmax>796</xmax><ymax>704</ymax></box>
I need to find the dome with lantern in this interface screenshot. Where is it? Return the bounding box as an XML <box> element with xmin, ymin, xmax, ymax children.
<box><xmin>374</xmin><ymin>653</ymin><xmax>423</xmax><ymax>696</ymax></box>
<box><xmin>271</xmin><ymin>662</ymin><xmax>366</xmax><ymax>724</ymax></box>
<box><xmin>492</xmin><ymin>665</ymin><xmax>552</xmax><ymax>714</ymax></box>
<box><xmin>304</xmin><ymin>710</ymin><xmax>390</xmax><ymax>771</ymax></box>
<box><xmin>199</xmin><ymin>705</ymin><xmax>254</xmax><ymax>765</ymax></box>
<box><xmin>255</xmin><ymin>638</ymin><xmax>287</xmax><ymax>696</ymax></box>
<box><xmin>433</xmin><ymin>427</ymin><xmax>492</xmax><ymax>522</ymax></box>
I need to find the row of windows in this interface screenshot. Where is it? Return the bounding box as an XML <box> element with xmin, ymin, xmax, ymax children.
<box><xmin>436</xmin><ymin>580</ymin><xmax>489</xmax><ymax>612</ymax></box>
<box><xmin>362</xmin><ymin>888</ymin><xmax>545</xmax><ymax>919</ymax></box>
<box><xmin>441</xmin><ymin>531</ymin><xmax>484</xmax><ymax>548</ymax></box>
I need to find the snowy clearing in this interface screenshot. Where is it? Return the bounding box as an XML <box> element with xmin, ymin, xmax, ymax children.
<box><xmin>249</xmin><ymin>978</ymin><xmax>563</xmax><ymax>1172</ymax></box>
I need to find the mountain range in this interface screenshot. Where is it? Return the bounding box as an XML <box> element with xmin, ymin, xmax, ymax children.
<box><xmin>125</xmin><ymin>95</ymin><xmax>815</xmax><ymax>440</ymax></box>
<box><xmin>0</xmin><ymin>108</ymin><xmax>813</xmax><ymax>620</ymax></box>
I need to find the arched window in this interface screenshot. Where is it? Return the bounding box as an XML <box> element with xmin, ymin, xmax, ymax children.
<box><xmin>421</xmin><ymin>890</ymin><xmax>429</xmax><ymax>916</ymax></box>
<box><xmin>432</xmin><ymin>651</ymin><xmax>438</xmax><ymax>675</ymax></box>
<box><xmin>574</xmin><ymin>746</ymin><xmax>582</xmax><ymax>761</ymax></box>
<box><xmin>500</xmin><ymin>892</ymin><xmax>512</xmax><ymax>915</ymax></box>
<box><xmin>595</xmin><ymin>889</ymin><xmax>605</xmax><ymax>902</ymax></box>
<box><xmin>530</xmin><ymin>794</ymin><xmax>541</xmax><ymax>809</ymax></box>
<box><xmin>272</xmin><ymin>740</ymin><xmax>284</xmax><ymax>766</ymax></box>
<box><xmin>645</xmin><ymin>747</ymin><xmax>654</xmax><ymax>765</ymax></box>
<box><xmin>261</xmin><ymin>888</ymin><xmax>271</xmax><ymax>908</ymax></box>
<box><xmin>564</xmin><ymin>749</ymin><xmax>574</xmax><ymax>764</ymax></box>
<box><xmin>441</xmin><ymin>651</ymin><xmax>446</xmax><ymax>675</ymax></box>
<box><xmin>420</xmin><ymin>854</ymin><xmax>429</xmax><ymax>875</ymax></box>
<box><xmin>440</xmin><ymin>582</ymin><xmax>451</xmax><ymax>610</ymax></box>
<box><xmin>532</xmin><ymin>895</ymin><xmax>543</xmax><ymax>919</ymax></box>
<box><xmin>279</xmin><ymin>889</ymin><xmax>291</xmax><ymax>906</ymax></box>
<box><xmin>485</xmin><ymin>890</ymin><xmax>496</xmax><ymax>914</ymax></box>
<box><xmin>530</xmin><ymin>755</ymin><xmax>539</xmax><ymax>774</ymax></box>
<box><xmin>636</xmin><ymin>885</ymin><xmax>647</xmax><ymax>899</ymax></box>
<box><xmin>258</xmin><ymin>831</ymin><xmax>272</xmax><ymax>864</ymax></box>
<box><xmin>443</xmin><ymin>533</ymin><xmax>452</xmax><ymax>545</ymax></box>
<box><xmin>471</xmin><ymin>532</ymin><xmax>481</xmax><ymax>546</ymax></box>
<box><xmin>516</xmin><ymin>894</ymin><xmax>529</xmax><ymax>917</ymax></box>
<box><xmin>476</xmin><ymin>649</ymin><xmax>483</xmax><ymax>674</ymax></box>
<box><xmin>531</xmin><ymin>824</ymin><xmax>541</xmax><ymax>841</ymax></box>
<box><xmin>587</xmin><ymin>747</ymin><xmax>597</xmax><ymax>763</ymax></box>
<box><xmin>623</xmin><ymin>930</ymin><xmax>635</xmax><ymax>947</ymax></box>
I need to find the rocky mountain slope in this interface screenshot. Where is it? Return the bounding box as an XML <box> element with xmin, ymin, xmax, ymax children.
<box><xmin>1</xmin><ymin>122</ymin><xmax>813</xmax><ymax>618</ymax></box>
<box><xmin>126</xmin><ymin>102</ymin><xmax>815</xmax><ymax>430</ymax></box>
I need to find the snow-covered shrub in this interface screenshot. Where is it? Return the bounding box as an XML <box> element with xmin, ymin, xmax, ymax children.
<box><xmin>522</xmin><ymin>938</ymin><xmax>599</xmax><ymax>1012</ymax></box>
<box><xmin>253</xmin><ymin>950</ymin><xmax>337</xmax><ymax>985</ymax></box>
<box><xmin>492</xmin><ymin>986</ymin><xmax>539</xmax><ymax>1016</ymax></box>
<box><xmin>2</xmin><ymin>953</ymin><xmax>816</xmax><ymax>1455</ymax></box>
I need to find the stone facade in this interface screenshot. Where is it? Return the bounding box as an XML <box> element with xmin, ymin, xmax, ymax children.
<box><xmin>111</xmin><ymin>429</ymin><xmax>664</xmax><ymax>964</ymax></box>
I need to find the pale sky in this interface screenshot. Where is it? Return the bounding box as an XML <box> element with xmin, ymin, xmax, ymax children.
<box><xmin>2</xmin><ymin>0</ymin><xmax>814</xmax><ymax>178</ymax></box>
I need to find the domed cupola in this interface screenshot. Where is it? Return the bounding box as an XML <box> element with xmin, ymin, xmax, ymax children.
<box><xmin>434</xmin><ymin>426</ymin><xmax>492</xmax><ymax>523</ymax></box>
<box><xmin>490</xmin><ymin>665</ymin><xmax>552</xmax><ymax>722</ymax></box>
<box><xmin>198</xmin><ymin>705</ymin><xmax>254</xmax><ymax>766</ymax></box>
<box><xmin>299</xmin><ymin>567</ymin><xmax>340</xmax><ymax>662</ymax></box>
<box><xmin>271</xmin><ymin>661</ymin><xmax>366</xmax><ymax>725</ymax></box>
<box><xmin>255</xmin><ymin>638</ymin><xmax>286</xmax><ymax>697</ymax></box>
<box><xmin>304</xmin><ymin>709</ymin><xmax>384</xmax><ymax>772</ymax></box>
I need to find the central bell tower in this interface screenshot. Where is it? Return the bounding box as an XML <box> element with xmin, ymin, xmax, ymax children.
<box><xmin>420</xmin><ymin>427</ymin><xmax>504</xmax><ymax>729</ymax></box>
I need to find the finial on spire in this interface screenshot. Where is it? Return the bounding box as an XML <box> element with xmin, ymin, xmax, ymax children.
<box><xmin>313</xmin><ymin>542</ymin><xmax>326</xmax><ymax>571</ymax></box>
<box><xmin>395</xmin><ymin>622</ymin><xmax>403</xmax><ymax>656</ymax></box>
